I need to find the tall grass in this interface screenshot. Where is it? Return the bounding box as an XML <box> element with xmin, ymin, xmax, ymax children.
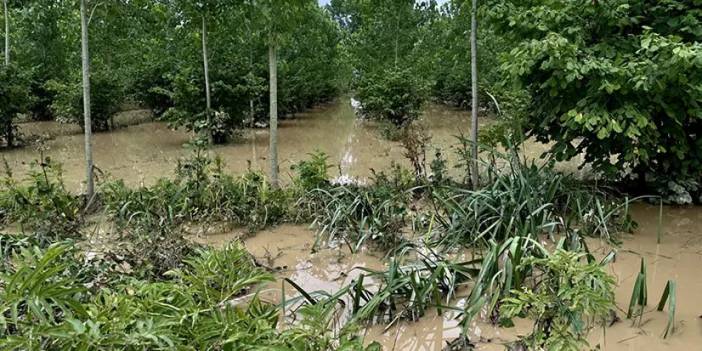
<box><xmin>429</xmin><ymin>157</ymin><xmax>635</xmax><ymax>248</ymax></box>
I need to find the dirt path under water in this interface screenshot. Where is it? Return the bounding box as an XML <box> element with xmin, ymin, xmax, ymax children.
<box><xmin>193</xmin><ymin>202</ymin><xmax>702</xmax><ymax>351</ymax></box>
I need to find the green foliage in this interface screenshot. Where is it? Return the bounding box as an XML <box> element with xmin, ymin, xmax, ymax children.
<box><xmin>46</xmin><ymin>70</ymin><xmax>124</xmax><ymax>131</ymax></box>
<box><xmin>494</xmin><ymin>0</ymin><xmax>702</xmax><ymax>200</ymax></box>
<box><xmin>0</xmin><ymin>158</ymin><xmax>81</xmax><ymax>244</ymax></box>
<box><xmin>0</xmin><ymin>234</ymin><xmax>380</xmax><ymax>350</ymax></box>
<box><xmin>306</xmin><ymin>170</ymin><xmax>412</xmax><ymax>252</ymax></box>
<box><xmin>430</xmin><ymin>151</ymin><xmax>634</xmax><ymax>248</ymax></box>
<box><xmin>170</xmin><ymin>242</ymin><xmax>274</xmax><ymax>306</ymax></box>
<box><xmin>292</xmin><ymin>151</ymin><xmax>333</xmax><ymax>191</ymax></box>
<box><xmin>656</xmin><ymin>280</ymin><xmax>677</xmax><ymax>339</ymax></box>
<box><xmin>347</xmin><ymin>245</ymin><xmax>477</xmax><ymax>324</ymax></box>
<box><xmin>501</xmin><ymin>250</ymin><xmax>616</xmax><ymax>351</ymax></box>
<box><xmin>627</xmin><ymin>257</ymin><xmax>648</xmax><ymax>322</ymax></box>
<box><xmin>355</xmin><ymin>66</ymin><xmax>428</xmax><ymax>128</ymax></box>
<box><xmin>0</xmin><ymin>243</ymin><xmax>87</xmax><ymax>344</ymax></box>
<box><xmin>159</xmin><ymin>66</ymin><xmax>253</xmax><ymax>144</ymax></box>
<box><xmin>0</xmin><ymin>64</ymin><xmax>31</xmax><ymax>148</ymax></box>
<box><xmin>101</xmin><ymin>148</ymin><xmax>291</xmax><ymax>233</ymax></box>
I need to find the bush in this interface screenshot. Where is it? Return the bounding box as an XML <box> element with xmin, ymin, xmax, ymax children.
<box><xmin>159</xmin><ymin>65</ymin><xmax>257</xmax><ymax>144</ymax></box>
<box><xmin>502</xmin><ymin>250</ymin><xmax>615</xmax><ymax>351</ymax></box>
<box><xmin>355</xmin><ymin>66</ymin><xmax>428</xmax><ymax>128</ymax></box>
<box><xmin>0</xmin><ymin>64</ymin><xmax>31</xmax><ymax>148</ymax></box>
<box><xmin>292</xmin><ymin>151</ymin><xmax>333</xmax><ymax>191</ymax></box>
<box><xmin>495</xmin><ymin>0</ymin><xmax>702</xmax><ymax>201</ymax></box>
<box><xmin>46</xmin><ymin>69</ymin><xmax>123</xmax><ymax>132</ymax></box>
<box><xmin>0</xmin><ymin>158</ymin><xmax>81</xmax><ymax>245</ymax></box>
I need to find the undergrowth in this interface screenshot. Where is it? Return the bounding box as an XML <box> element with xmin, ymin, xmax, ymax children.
<box><xmin>0</xmin><ymin>236</ymin><xmax>378</xmax><ymax>350</ymax></box>
<box><xmin>0</xmin><ymin>136</ymin><xmax>644</xmax><ymax>350</ymax></box>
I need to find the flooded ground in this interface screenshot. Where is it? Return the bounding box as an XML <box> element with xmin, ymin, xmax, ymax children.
<box><xmin>193</xmin><ymin>203</ymin><xmax>702</xmax><ymax>351</ymax></box>
<box><xmin>2</xmin><ymin>98</ymin><xmax>558</xmax><ymax>192</ymax></box>
<box><xmin>4</xmin><ymin>99</ymin><xmax>701</xmax><ymax>349</ymax></box>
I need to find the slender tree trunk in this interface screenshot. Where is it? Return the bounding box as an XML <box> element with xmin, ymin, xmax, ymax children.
<box><xmin>3</xmin><ymin>0</ymin><xmax>8</xmax><ymax>65</ymax></box>
<box><xmin>250</xmin><ymin>98</ymin><xmax>257</xmax><ymax>165</ymax></box>
<box><xmin>394</xmin><ymin>14</ymin><xmax>399</xmax><ymax>68</ymax></box>
<box><xmin>470</xmin><ymin>0</ymin><xmax>479</xmax><ymax>188</ymax></box>
<box><xmin>202</xmin><ymin>16</ymin><xmax>213</xmax><ymax>144</ymax></box>
<box><xmin>268</xmin><ymin>41</ymin><xmax>279</xmax><ymax>188</ymax></box>
<box><xmin>80</xmin><ymin>0</ymin><xmax>94</xmax><ymax>203</ymax></box>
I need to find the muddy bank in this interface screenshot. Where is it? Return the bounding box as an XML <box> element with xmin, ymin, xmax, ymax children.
<box><xmin>194</xmin><ymin>203</ymin><xmax>702</xmax><ymax>351</ymax></box>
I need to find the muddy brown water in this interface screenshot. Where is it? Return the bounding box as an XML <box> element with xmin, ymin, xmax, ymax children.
<box><xmin>2</xmin><ymin>99</ymin><xmax>564</xmax><ymax>192</ymax></box>
<box><xmin>192</xmin><ymin>203</ymin><xmax>702</xmax><ymax>351</ymax></box>
<box><xmin>4</xmin><ymin>99</ymin><xmax>702</xmax><ymax>349</ymax></box>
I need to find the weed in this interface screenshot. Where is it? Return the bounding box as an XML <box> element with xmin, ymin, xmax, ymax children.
<box><xmin>500</xmin><ymin>250</ymin><xmax>616</xmax><ymax>351</ymax></box>
<box><xmin>657</xmin><ymin>280</ymin><xmax>676</xmax><ymax>338</ymax></box>
<box><xmin>0</xmin><ymin>158</ymin><xmax>81</xmax><ymax>245</ymax></box>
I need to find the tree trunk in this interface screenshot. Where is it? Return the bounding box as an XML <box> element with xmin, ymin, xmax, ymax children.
<box><xmin>268</xmin><ymin>41</ymin><xmax>279</xmax><ymax>188</ymax></box>
<box><xmin>202</xmin><ymin>16</ymin><xmax>213</xmax><ymax>144</ymax></box>
<box><xmin>80</xmin><ymin>0</ymin><xmax>94</xmax><ymax>203</ymax></box>
<box><xmin>5</xmin><ymin>121</ymin><xmax>12</xmax><ymax>148</ymax></box>
<box><xmin>469</xmin><ymin>0</ymin><xmax>479</xmax><ymax>188</ymax></box>
<box><xmin>3</xmin><ymin>0</ymin><xmax>8</xmax><ymax>65</ymax></box>
<box><xmin>250</xmin><ymin>98</ymin><xmax>258</xmax><ymax>167</ymax></box>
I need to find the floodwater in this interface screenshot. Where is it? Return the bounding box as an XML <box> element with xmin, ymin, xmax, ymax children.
<box><xmin>2</xmin><ymin>98</ymin><xmax>549</xmax><ymax>192</ymax></box>
<box><xmin>4</xmin><ymin>99</ymin><xmax>702</xmax><ymax>349</ymax></box>
<box><xmin>194</xmin><ymin>204</ymin><xmax>702</xmax><ymax>351</ymax></box>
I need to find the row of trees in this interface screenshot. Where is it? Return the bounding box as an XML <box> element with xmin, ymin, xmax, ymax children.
<box><xmin>1</xmin><ymin>0</ymin><xmax>348</xmax><ymax>196</ymax></box>
<box><xmin>331</xmin><ymin>0</ymin><xmax>702</xmax><ymax>201</ymax></box>
<box><xmin>3</xmin><ymin>0</ymin><xmax>701</xmax><ymax>200</ymax></box>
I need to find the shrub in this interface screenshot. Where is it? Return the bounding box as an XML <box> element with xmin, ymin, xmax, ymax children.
<box><xmin>292</xmin><ymin>151</ymin><xmax>333</xmax><ymax>192</ymax></box>
<box><xmin>0</xmin><ymin>158</ymin><xmax>81</xmax><ymax>245</ymax></box>
<box><xmin>355</xmin><ymin>66</ymin><xmax>429</xmax><ymax>128</ymax></box>
<box><xmin>501</xmin><ymin>250</ymin><xmax>616</xmax><ymax>351</ymax></box>
<box><xmin>46</xmin><ymin>70</ymin><xmax>124</xmax><ymax>132</ymax></box>
<box><xmin>159</xmin><ymin>66</ymin><xmax>254</xmax><ymax>144</ymax></box>
<box><xmin>495</xmin><ymin>0</ymin><xmax>702</xmax><ymax>201</ymax></box>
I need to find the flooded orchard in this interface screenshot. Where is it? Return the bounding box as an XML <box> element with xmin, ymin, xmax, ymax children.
<box><xmin>3</xmin><ymin>99</ymin><xmax>701</xmax><ymax>350</ymax></box>
<box><xmin>5</xmin><ymin>99</ymin><xmax>562</xmax><ymax>192</ymax></box>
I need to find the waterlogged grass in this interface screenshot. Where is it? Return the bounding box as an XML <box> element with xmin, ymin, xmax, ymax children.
<box><xmin>429</xmin><ymin>159</ymin><xmax>636</xmax><ymax>248</ymax></box>
<box><xmin>0</xmin><ymin>142</ymin><xmax>660</xmax><ymax>350</ymax></box>
<box><xmin>102</xmin><ymin>149</ymin><xmax>291</xmax><ymax>233</ymax></box>
<box><xmin>347</xmin><ymin>244</ymin><xmax>479</xmax><ymax>324</ymax></box>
